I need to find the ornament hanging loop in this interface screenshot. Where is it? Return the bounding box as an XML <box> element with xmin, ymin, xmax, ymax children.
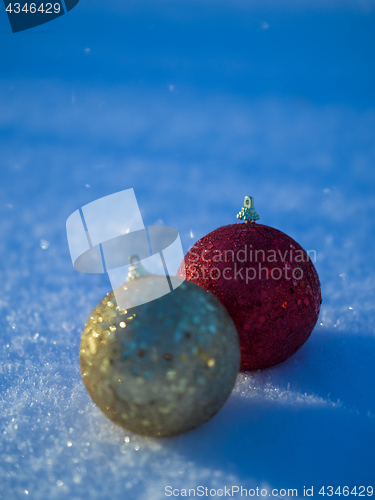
<box><xmin>236</xmin><ymin>196</ymin><xmax>260</xmax><ymax>223</ymax></box>
<box><xmin>127</xmin><ymin>254</ymin><xmax>151</xmax><ymax>281</ymax></box>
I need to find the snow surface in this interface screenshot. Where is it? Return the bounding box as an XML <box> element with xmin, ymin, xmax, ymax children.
<box><xmin>0</xmin><ymin>0</ymin><xmax>374</xmax><ymax>498</ymax></box>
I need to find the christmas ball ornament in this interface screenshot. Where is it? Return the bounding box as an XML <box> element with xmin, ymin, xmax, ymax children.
<box><xmin>177</xmin><ymin>196</ymin><xmax>322</xmax><ymax>371</ymax></box>
<box><xmin>80</xmin><ymin>272</ymin><xmax>240</xmax><ymax>437</ymax></box>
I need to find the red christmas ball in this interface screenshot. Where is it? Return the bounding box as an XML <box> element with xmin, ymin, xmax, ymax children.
<box><xmin>177</xmin><ymin>222</ymin><xmax>321</xmax><ymax>370</ymax></box>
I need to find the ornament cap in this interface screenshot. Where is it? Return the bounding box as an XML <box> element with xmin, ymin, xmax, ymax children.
<box><xmin>236</xmin><ymin>196</ymin><xmax>260</xmax><ymax>223</ymax></box>
<box><xmin>126</xmin><ymin>254</ymin><xmax>151</xmax><ymax>281</ymax></box>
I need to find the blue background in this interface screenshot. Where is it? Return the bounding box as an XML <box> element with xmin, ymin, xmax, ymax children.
<box><xmin>0</xmin><ymin>1</ymin><xmax>374</xmax><ymax>499</ymax></box>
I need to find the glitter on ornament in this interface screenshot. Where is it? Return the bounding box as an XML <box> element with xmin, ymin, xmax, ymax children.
<box><xmin>177</xmin><ymin>196</ymin><xmax>322</xmax><ymax>371</ymax></box>
<box><xmin>80</xmin><ymin>275</ymin><xmax>240</xmax><ymax>437</ymax></box>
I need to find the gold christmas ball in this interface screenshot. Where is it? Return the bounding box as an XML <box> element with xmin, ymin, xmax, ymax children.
<box><xmin>80</xmin><ymin>276</ymin><xmax>240</xmax><ymax>437</ymax></box>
